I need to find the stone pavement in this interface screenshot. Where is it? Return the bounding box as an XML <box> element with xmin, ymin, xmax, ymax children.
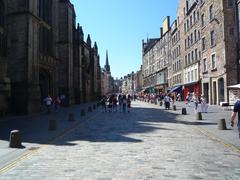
<box><xmin>0</xmin><ymin>102</ymin><xmax>96</xmax><ymax>171</ymax></box>
<box><xmin>0</xmin><ymin>101</ymin><xmax>239</xmax><ymax>179</ymax></box>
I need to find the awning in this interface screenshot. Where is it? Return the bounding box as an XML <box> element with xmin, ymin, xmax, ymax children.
<box><xmin>169</xmin><ymin>85</ymin><xmax>182</xmax><ymax>93</ymax></box>
<box><xmin>228</xmin><ymin>84</ymin><xmax>240</xmax><ymax>89</ymax></box>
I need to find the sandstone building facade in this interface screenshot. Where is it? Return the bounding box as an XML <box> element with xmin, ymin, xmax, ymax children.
<box><xmin>142</xmin><ymin>0</ymin><xmax>240</xmax><ymax>105</ymax></box>
<box><xmin>0</xmin><ymin>0</ymin><xmax>102</xmax><ymax>115</ymax></box>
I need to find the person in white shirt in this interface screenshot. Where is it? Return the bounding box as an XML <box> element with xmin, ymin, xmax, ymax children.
<box><xmin>164</xmin><ymin>94</ymin><xmax>172</xmax><ymax>110</ymax></box>
<box><xmin>44</xmin><ymin>95</ymin><xmax>52</xmax><ymax>113</ymax></box>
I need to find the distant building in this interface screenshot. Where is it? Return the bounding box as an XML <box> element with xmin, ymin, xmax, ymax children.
<box><xmin>101</xmin><ymin>50</ymin><xmax>114</xmax><ymax>95</ymax></box>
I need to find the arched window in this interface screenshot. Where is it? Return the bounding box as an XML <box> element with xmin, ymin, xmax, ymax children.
<box><xmin>39</xmin><ymin>0</ymin><xmax>53</xmax><ymax>56</ymax></box>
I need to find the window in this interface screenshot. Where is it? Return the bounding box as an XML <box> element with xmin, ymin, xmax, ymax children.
<box><xmin>193</xmin><ymin>11</ymin><xmax>196</xmax><ymax>23</ymax></box>
<box><xmin>228</xmin><ymin>0</ymin><xmax>233</xmax><ymax>7</ymax></box>
<box><xmin>202</xmin><ymin>37</ymin><xmax>206</xmax><ymax>50</ymax></box>
<box><xmin>203</xmin><ymin>58</ymin><xmax>207</xmax><ymax>72</ymax></box>
<box><xmin>188</xmin><ymin>53</ymin><xmax>191</xmax><ymax>64</ymax></box>
<box><xmin>195</xmin><ymin>49</ymin><xmax>198</xmax><ymax>60</ymax></box>
<box><xmin>191</xmin><ymin>51</ymin><xmax>194</xmax><ymax>62</ymax></box>
<box><xmin>201</xmin><ymin>14</ymin><xmax>205</xmax><ymax>27</ymax></box>
<box><xmin>209</xmin><ymin>5</ymin><xmax>213</xmax><ymax>21</ymax></box>
<box><xmin>210</xmin><ymin>30</ymin><xmax>216</xmax><ymax>46</ymax></box>
<box><xmin>194</xmin><ymin>69</ymin><xmax>198</xmax><ymax>81</ymax></box>
<box><xmin>185</xmin><ymin>55</ymin><xmax>187</xmax><ymax>65</ymax></box>
<box><xmin>190</xmin><ymin>15</ymin><xmax>193</xmax><ymax>27</ymax></box>
<box><xmin>191</xmin><ymin>70</ymin><xmax>194</xmax><ymax>82</ymax></box>
<box><xmin>211</xmin><ymin>54</ymin><xmax>216</xmax><ymax>69</ymax></box>
<box><xmin>191</xmin><ymin>33</ymin><xmax>193</xmax><ymax>44</ymax></box>
<box><xmin>194</xmin><ymin>30</ymin><xmax>197</xmax><ymax>42</ymax></box>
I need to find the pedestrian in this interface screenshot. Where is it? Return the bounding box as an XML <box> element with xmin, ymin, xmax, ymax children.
<box><xmin>230</xmin><ymin>100</ymin><xmax>240</xmax><ymax>139</ymax></box>
<box><xmin>108</xmin><ymin>95</ymin><xmax>113</xmax><ymax>112</ymax></box>
<box><xmin>186</xmin><ymin>92</ymin><xmax>191</xmax><ymax>105</ymax></box>
<box><xmin>118</xmin><ymin>94</ymin><xmax>123</xmax><ymax>112</ymax></box>
<box><xmin>100</xmin><ymin>96</ymin><xmax>107</xmax><ymax>113</ymax></box>
<box><xmin>53</xmin><ymin>96</ymin><xmax>61</xmax><ymax>112</ymax></box>
<box><xmin>177</xmin><ymin>93</ymin><xmax>181</xmax><ymax>101</ymax></box>
<box><xmin>200</xmin><ymin>95</ymin><xmax>208</xmax><ymax>113</ymax></box>
<box><xmin>192</xmin><ymin>93</ymin><xmax>199</xmax><ymax>113</ymax></box>
<box><xmin>44</xmin><ymin>95</ymin><xmax>52</xmax><ymax>113</ymax></box>
<box><xmin>122</xmin><ymin>95</ymin><xmax>127</xmax><ymax>113</ymax></box>
<box><xmin>163</xmin><ymin>94</ymin><xmax>171</xmax><ymax>110</ymax></box>
<box><xmin>127</xmin><ymin>95</ymin><xmax>131</xmax><ymax>113</ymax></box>
<box><xmin>112</xmin><ymin>95</ymin><xmax>118</xmax><ymax>112</ymax></box>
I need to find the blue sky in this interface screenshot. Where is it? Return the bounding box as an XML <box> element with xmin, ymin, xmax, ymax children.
<box><xmin>71</xmin><ymin>0</ymin><xmax>179</xmax><ymax>79</ymax></box>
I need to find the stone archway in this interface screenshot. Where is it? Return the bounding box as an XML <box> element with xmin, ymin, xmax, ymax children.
<box><xmin>39</xmin><ymin>69</ymin><xmax>52</xmax><ymax>103</ymax></box>
<box><xmin>218</xmin><ymin>77</ymin><xmax>225</xmax><ymax>103</ymax></box>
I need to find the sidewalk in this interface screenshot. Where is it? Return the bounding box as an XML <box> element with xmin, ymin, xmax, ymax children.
<box><xmin>140</xmin><ymin>100</ymin><xmax>240</xmax><ymax>150</ymax></box>
<box><xmin>0</xmin><ymin>102</ymin><xmax>99</xmax><ymax>169</ymax></box>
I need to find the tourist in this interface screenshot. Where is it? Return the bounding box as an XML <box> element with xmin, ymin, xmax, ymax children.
<box><xmin>231</xmin><ymin>100</ymin><xmax>240</xmax><ymax>139</ymax></box>
<box><xmin>163</xmin><ymin>94</ymin><xmax>171</xmax><ymax>110</ymax></box>
<box><xmin>44</xmin><ymin>95</ymin><xmax>52</xmax><ymax>113</ymax></box>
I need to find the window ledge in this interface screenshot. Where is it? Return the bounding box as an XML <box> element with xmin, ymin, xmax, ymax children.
<box><xmin>211</xmin><ymin>44</ymin><xmax>216</xmax><ymax>48</ymax></box>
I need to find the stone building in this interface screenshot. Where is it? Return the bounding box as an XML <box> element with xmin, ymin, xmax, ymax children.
<box><xmin>199</xmin><ymin>0</ymin><xmax>239</xmax><ymax>104</ymax></box>
<box><xmin>0</xmin><ymin>0</ymin><xmax>102</xmax><ymax>115</ymax></box>
<box><xmin>142</xmin><ymin>17</ymin><xmax>172</xmax><ymax>94</ymax></box>
<box><xmin>134</xmin><ymin>66</ymin><xmax>143</xmax><ymax>93</ymax></box>
<box><xmin>168</xmin><ymin>19</ymin><xmax>183</xmax><ymax>95</ymax></box>
<box><xmin>141</xmin><ymin>0</ymin><xmax>240</xmax><ymax>105</ymax></box>
<box><xmin>121</xmin><ymin>72</ymin><xmax>135</xmax><ymax>95</ymax></box>
<box><xmin>178</xmin><ymin>0</ymin><xmax>202</xmax><ymax>99</ymax></box>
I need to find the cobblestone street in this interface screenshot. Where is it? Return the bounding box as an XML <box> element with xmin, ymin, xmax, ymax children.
<box><xmin>0</xmin><ymin>101</ymin><xmax>240</xmax><ymax>179</ymax></box>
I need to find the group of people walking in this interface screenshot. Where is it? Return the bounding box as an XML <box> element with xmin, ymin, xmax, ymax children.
<box><xmin>185</xmin><ymin>92</ymin><xmax>208</xmax><ymax>113</ymax></box>
<box><xmin>43</xmin><ymin>95</ymin><xmax>64</xmax><ymax>113</ymax></box>
<box><xmin>100</xmin><ymin>94</ymin><xmax>132</xmax><ymax>113</ymax></box>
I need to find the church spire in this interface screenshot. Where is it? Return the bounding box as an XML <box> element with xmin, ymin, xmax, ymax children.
<box><xmin>104</xmin><ymin>50</ymin><xmax>110</xmax><ymax>73</ymax></box>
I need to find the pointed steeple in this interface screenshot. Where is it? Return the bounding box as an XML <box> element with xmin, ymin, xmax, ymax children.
<box><xmin>87</xmin><ymin>34</ymin><xmax>91</xmax><ymax>46</ymax></box>
<box><xmin>104</xmin><ymin>50</ymin><xmax>110</xmax><ymax>73</ymax></box>
<box><xmin>94</xmin><ymin>42</ymin><xmax>98</xmax><ymax>53</ymax></box>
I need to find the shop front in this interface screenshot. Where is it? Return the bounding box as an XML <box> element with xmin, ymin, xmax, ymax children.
<box><xmin>183</xmin><ymin>81</ymin><xmax>201</xmax><ymax>100</ymax></box>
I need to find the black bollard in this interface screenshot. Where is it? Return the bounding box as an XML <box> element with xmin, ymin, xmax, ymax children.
<box><xmin>196</xmin><ymin>112</ymin><xmax>202</xmax><ymax>120</ymax></box>
<box><xmin>93</xmin><ymin>104</ymin><xmax>96</xmax><ymax>110</ymax></box>
<box><xmin>48</xmin><ymin>119</ymin><xmax>57</xmax><ymax>131</ymax></box>
<box><xmin>9</xmin><ymin>130</ymin><xmax>22</xmax><ymax>148</ymax></box>
<box><xmin>68</xmin><ymin>113</ymin><xmax>75</xmax><ymax>122</ymax></box>
<box><xmin>173</xmin><ymin>105</ymin><xmax>177</xmax><ymax>111</ymax></box>
<box><xmin>182</xmin><ymin>108</ymin><xmax>187</xmax><ymax>115</ymax></box>
<box><xmin>218</xmin><ymin>119</ymin><xmax>227</xmax><ymax>130</ymax></box>
<box><xmin>81</xmin><ymin>109</ymin><xmax>86</xmax><ymax>116</ymax></box>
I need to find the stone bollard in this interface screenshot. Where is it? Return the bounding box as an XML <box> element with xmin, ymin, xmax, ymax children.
<box><xmin>182</xmin><ymin>108</ymin><xmax>187</xmax><ymax>115</ymax></box>
<box><xmin>88</xmin><ymin>106</ymin><xmax>92</xmax><ymax>112</ymax></box>
<box><xmin>173</xmin><ymin>105</ymin><xmax>177</xmax><ymax>111</ymax></box>
<box><xmin>196</xmin><ymin>112</ymin><xmax>202</xmax><ymax>120</ymax></box>
<box><xmin>218</xmin><ymin>118</ymin><xmax>227</xmax><ymax>130</ymax></box>
<box><xmin>9</xmin><ymin>130</ymin><xmax>22</xmax><ymax>148</ymax></box>
<box><xmin>68</xmin><ymin>113</ymin><xmax>75</xmax><ymax>122</ymax></box>
<box><xmin>93</xmin><ymin>104</ymin><xmax>96</xmax><ymax>110</ymax></box>
<box><xmin>48</xmin><ymin>119</ymin><xmax>57</xmax><ymax>131</ymax></box>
